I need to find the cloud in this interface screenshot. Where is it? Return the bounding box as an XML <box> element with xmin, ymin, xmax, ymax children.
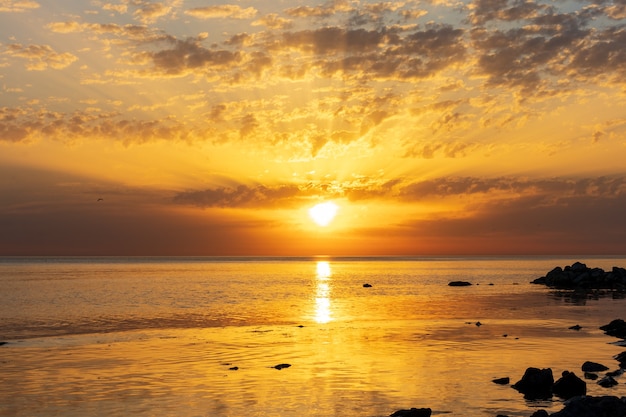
<box><xmin>172</xmin><ymin>184</ymin><xmax>304</xmax><ymax>208</ymax></box>
<box><xmin>102</xmin><ymin>3</ymin><xmax>128</xmax><ymax>14</ymax></box>
<box><xmin>3</xmin><ymin>43</ymin><xmax>77</xmax><ymax>70</ymax></box>
<box><xmin>146</xmin><ymin>35</ymin><xmax>242</xmax><ymax>76</ymax></box>
<box><xmin>0</xmin><ymin>105</ymin><xmax>203</xmax><ymax>144</ymax></box>
<box><xmin>185</xmin><ymin>5</ymin><xmax>257</xmax><ymax>20</ymax></box>
<box><xmin>0</xmin><ymin>0</ymin><xmax>39</xmax><ymax>13</ymax></box>
<box><xmin>280</xmin><ymin>24</ymin><xmax>466</xmax><ymax>80</ymax></box>
<box><xmin>285</xmin><ymin>0</ymin><xmax>353</xmax><ymax>18</ymax></box>
<box><xmin>132</xmin><ymin>2</ymin><xmax>173</xmax><ymax>24</ymax></box>
<box><xmin>252</xmin><ymin>13</ymin><xmax>293</xmax><ymax>29</ymax></box>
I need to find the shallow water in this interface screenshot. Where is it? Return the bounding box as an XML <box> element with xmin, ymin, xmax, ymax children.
<box><xmin>1</xmin><ymin>256</ymin><xmax>626</xmax><ymax>416</ymax></box>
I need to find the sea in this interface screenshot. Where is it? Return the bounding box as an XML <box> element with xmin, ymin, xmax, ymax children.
<box><xmin>1</xmin><ymin>256</ymin><xmax>626</xmax><ymax>417</ymax></box>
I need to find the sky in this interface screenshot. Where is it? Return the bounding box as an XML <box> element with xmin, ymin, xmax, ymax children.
<box><xmin>1</xmin><ymin>0</ymin><xmax>625</xmax><ymax>256</ymax></box>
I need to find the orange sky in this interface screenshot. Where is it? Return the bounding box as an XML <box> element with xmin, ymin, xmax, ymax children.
<box><xmin>1</xmin><ymin>0</ymin><xmax>626</xmax><ymax>256</ymax></box>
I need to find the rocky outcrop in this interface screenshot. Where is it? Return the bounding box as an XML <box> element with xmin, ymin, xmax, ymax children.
<box><xmin>512</xmin><ymin>367</ymin><xmax>554</xmax><ymax>399</ymax></box>
<box><xmin>552</xmin><ymin>371</ymin><xmax>586</xmax><ymax>399</ymax></box>
<box><xmin>600</xmin><ymin>319</ymin><xmax>626</xmax><ymax>339</ymax></box>
<box><xmin>532</xmin><ymin>262</ymin><xmax>626</xmax><ymax>290</ymax></box>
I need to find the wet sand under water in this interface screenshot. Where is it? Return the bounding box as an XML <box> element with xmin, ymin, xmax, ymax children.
<box><xmin>2</xmin><ymin>298</ymin><xmax>626</xmax><ymax>417</ymax></box>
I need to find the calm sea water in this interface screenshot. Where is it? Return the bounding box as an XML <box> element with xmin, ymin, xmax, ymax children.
<box><xmin>1</xmin><ymin>256</ymin><xmax>626</xmax><ymax>417</ymax></box>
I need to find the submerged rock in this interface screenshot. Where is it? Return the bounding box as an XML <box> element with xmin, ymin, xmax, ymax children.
<box><xmin>551</xmin><ymin>395</ymin><xmax>626</xmax><ymax>417</ymax></box>
<box><xmin>448</xmin><ymin>281</ymin><xmax>472</xmax><ymax>287</ymax></box>
<box><xmin>492</xmin><ymin>377</ymin><xmax>510</xmax><ymax>385</ymax></box>
<box><xmin>512</xmin><ymin>367</ymin><xmax>554</xmax><ymax>399</ymax></box>
<box><xmin>389</xmin><ymin>408</ymin><xmax>431</xmax><ymax>417</ymax></box>
<box><xmin>273</xmin><ymin>363</ymin><xmax>291</xmax><ymax>370</ymax></box>
<box><xmin>597</xmin><ymin>375</ymin><xmax>618</xmax><ymax>387</ymax></box>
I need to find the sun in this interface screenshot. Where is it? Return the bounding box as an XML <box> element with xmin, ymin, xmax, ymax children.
<box><xmin>309</xmin><ymin>202</ymin><xmax>338</xmax><ymax>227</ymax></box>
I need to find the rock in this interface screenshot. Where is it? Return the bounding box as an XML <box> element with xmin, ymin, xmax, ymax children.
<box><xmin>584</xmin><ymin>372</ymin><xmax>599</xmax><ymax>380</ymax></box>
<box><xmin>363</xmin><ymin>283</ymin><xmax>372</xmax><ymax>287</ymax></box>
<box><xmin>229</xmin><ymin>366</ymin><xmax>239</xmax><ymax>371</ymax></box>
<box><xmin>582</xmin><ymin>361</ymin><xmax>609</xmax><ymax>372</ymax></box>
<box><xmin>389</xmin><ymin>407</ymin><xmax>431</xmax><ymax>417</ymax></box>
<box><xmin>530</xmin><ymin>410</ymin><xmax>549</xmax><ymax>417</ymax></box>
<box><xmin>551</xmin><ymin>395</ymin><xmax>626</xmax><ymax>417</ymax></box>
<box><xmin>273</xmin><ymin>363</ymin><xmax>291</xmax><ymax>370</ymax></box>
<box><xmin>568</xmin><ymin>324</ymin><xmax>582</xmax><ymax>331</ymax></box>
<box><xmin>448</xmin><ymin>281</ymin><xmax>472</xmax><ymax>286</ymax></box>
<box><xmin>553</xmin><ymin>371</ymin><xmax>586</xmax><ymax>399</ymax></box>
<box><xmin>614</xmin><ymin>351</ymin><xmax>626</xmax><ymax>368</ymax></box>
<box><xmin>600</xmin><ymin>319</ymin><xmax>626</xmax><ymax>339</ymax></box>
<box><xmin>598</xmin><ymin>375</ymin><xmax>618</xmax><ymax>387</ymax></box>
<box><xmin>0</xmin><ymin>341</ymin><xmax>7</xmax><ymax>346</ymax></box>
<box><xmin>532</xmin><ymin>263</ymin><xmax>626</xmax><ymax>290</ymax></box>
<box><xmin>512</xmin><ymin>367</ymin><xmax>554</xmax><ymax>399</ymax></box>
<box><xmin>492</xmin><ymin>377</ymin><xmax>510</xmax><ymax>385</ymax></box>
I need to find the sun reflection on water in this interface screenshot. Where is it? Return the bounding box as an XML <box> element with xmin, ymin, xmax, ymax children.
<box><xmin>315</xmin><ymin>261</ymin><xmax>332</xmax><ymax>323</ymax></box>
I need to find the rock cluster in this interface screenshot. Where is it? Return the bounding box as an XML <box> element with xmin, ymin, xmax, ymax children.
<box><xmin>511</xmin><ymin>368</ymin><xmax>586</xmax><ymax>400</ymax></box>
<box><xmin>532</xmin><ymin>262</ymin><xmax>626</xmax><ymax>290</ymax></box>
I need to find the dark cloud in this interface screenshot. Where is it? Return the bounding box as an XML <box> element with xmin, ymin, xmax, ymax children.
<box><xmin>148</xmin><ymin>36</ymin><xmax>241</xmax><ymax>76</ymax></box>
<box><xmin>570</xmin><ymin>26</ymin><xmax>626</xmax><ymax>79</ymax></box>
<box><xmin>280</xmin><ymin>24</ymin><xmax>466</xmax><ymax>80</ymax></box>
<box><xmin>395</xmin><ymin>191</ymin><xmax>626</xmax><ymax>254</ymax></box>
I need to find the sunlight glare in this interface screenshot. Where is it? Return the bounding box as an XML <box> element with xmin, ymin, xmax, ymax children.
<box><xmin>315</xmin><ymin>261</ymin><xmax>332</xmax><ymax>323</ymax></box>
<box><xmin>309</xmin><ymin>202</ymin><xmax>338</xmax><ymax>227</ymax></box>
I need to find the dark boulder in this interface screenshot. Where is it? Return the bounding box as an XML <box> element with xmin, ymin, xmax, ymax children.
<box><xmin>448</xmin><ymin>281</ymin><xmax>472</xmax><ymax>287</ymax></box>
<box><xmin>273</xmin><ymin>363</ymin><xmax>291</xmax><ymax>370</ymax></box>
<box><xmin>553</xmin><ymin>371</ymin><xmax>586</xmax><ymax>399</ymax></box>
<box><xmin>363</xmin><ymin>283</ymin><xmax>372</xmax><ymax>288</ymax></box>
<box><xmin>512</xmin><ymin>367</ymin><xmax>554</xmax><ymax>399</ymax></box>
<box><xmin>600</xmin><ymin>319</ymin><xmax>626</xmax><ymax>339</ymax></box>
<box><xmin>530</xmin><ymin>411</ymin><xmax>549</xmax><ymax>417</ymax></box>
<box><xmin>551</xmin><ymin>395</ymin><xmax>626</xmax><ymax>417</ymax></box>
<box><xmin>581</xmin><ymin>361</ymin><xmax>609</xmax><ymax>372</ymax></box>
<box><xmin>598</xmin><ymin>375</ymin><xmax>618</xmax><ymax>387</ymax></box>
<box><xmin>389</xmin><ymin>407</ymin><xmax>431</xmax><ymax>417</ymax></box>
